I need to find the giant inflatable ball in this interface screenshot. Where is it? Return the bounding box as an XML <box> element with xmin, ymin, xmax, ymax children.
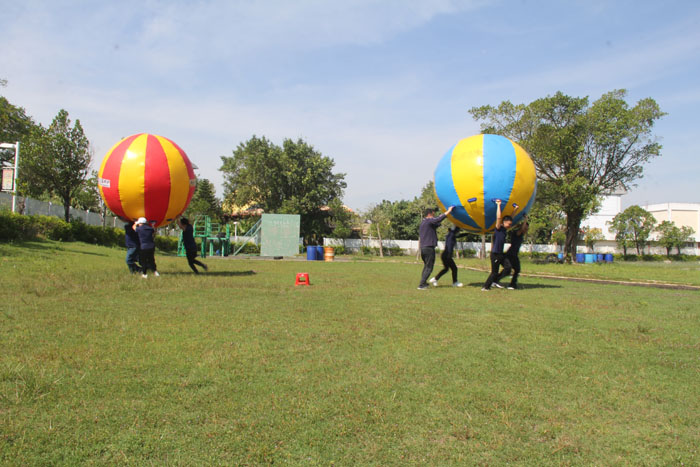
<box><xmin>98</xmin><ymin>133</ymin><xmax>197</xmax><ymax>228</ymax></box>
<box><xmin>434</xmin><ymin>134</ymin><xmax>537</xmax><ymax>233</ymax></box>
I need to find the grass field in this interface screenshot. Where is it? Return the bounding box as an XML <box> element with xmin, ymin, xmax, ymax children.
<box><xmin>1</xmin><ymin>241</ymin><xmax>699</xmax><ymax>465</ymax></box>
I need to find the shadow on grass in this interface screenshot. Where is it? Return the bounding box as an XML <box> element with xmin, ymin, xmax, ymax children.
<box><xmin>467</xmin><ymin>282</ymin><xmax>562</xmax><ymax>290</ymax></box>
<box><xmin>166</xmin><ymin>270</ymin><xmax>257</xmax><ymax>277</ymax></box>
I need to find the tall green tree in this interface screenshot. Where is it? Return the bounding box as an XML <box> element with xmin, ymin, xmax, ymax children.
<box><xmin>0</xmin><ymin>96</ymin><xmax>36</xmax><ymax>165</ymax></box>
<box><xmin>327</xmin><ymin>198</ymin><xmax>356</xmax><ymax>241</ymax></box>
<box><xmin>184</xmin><ymin>178</ymin><xmax>222</xmax><ymax>221</ymax></box>
<box><xmin>72</xmin><ymin>171</ymin><xmax>102</xmax><ymax>211</ymax></box>
<box><xmin>608</xmin><ymin>205</ymin><xmax>656</xmax><ymax>255</ymax></box>
<box><xmin>220</xmin><ymin>136</ymin><xmax>346</xmax><ymax>242</ymax></box>
<box><xmin>470</xmin><ymin>90</ymin><xmax>664</xmax><ymax>260</ymax></box>
<box><xmin>656</xmin><ymin>220</ymin><xmax>695</xmax><ymax>256</ymax></box>
<box><xmin>20</xmin><ymin>109</ymin><xmax>92</xmax><ymax>221</ymax></box>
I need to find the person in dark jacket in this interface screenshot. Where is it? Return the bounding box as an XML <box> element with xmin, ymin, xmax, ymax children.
<box><xmin>177</xmin><ymin>217</ymin><xmax>208</xmax><ymax>274</ymax></box>
<box><xmin>430</xmin><ymin>225</ymin><xmax>468</xmax><ymax>287</ymax></box>
<box><xmin>417</xmin><ymin>205</ymin><xmax>454</xmax><ymax>290</ymax></box>
<box><xmin>135</xmin><ymin>217</ymin><xmax>159</xmax><ymax>278</ymax></box>
<box><xmin>124</xmin><ymin>221</ymin><xmax>141</xmax><ymax>273</ymax></box>
<box><xmin>482</xmin><ymin>199</ymin><xmax>512</xmax><ymax>291</ymax></box>
<box><xmin>505</xmin><ymin>215</ymin><xmax>528</xmax><ymax>290</ymax></box>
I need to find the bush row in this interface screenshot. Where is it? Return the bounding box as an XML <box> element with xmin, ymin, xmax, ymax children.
<box><xmin>0</xmin><ymin>211</ymin><xmax>178</xmax><ymax>252</ymax></box>
<box><xmin>519</xmin><ymin>251</ymin><xmax>697</xmax><ymax>262</ymax></box>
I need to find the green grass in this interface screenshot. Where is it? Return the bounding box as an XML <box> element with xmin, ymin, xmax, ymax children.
<box><xmin>455</xmin><ymin>256</ymin><xmax>700</xmax><ymax>287</ymax></box>
<box><xmin>1</xmin><ymin>241</ymin><xmax>699</xmax><ymax>465</ymax></box>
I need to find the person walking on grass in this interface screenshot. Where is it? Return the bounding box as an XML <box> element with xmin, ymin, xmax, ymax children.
<box><xmin>124</xmin><ymin>220</ymin><xmax>141</xmax><ymax>273</ymax></box>
<box><xmin>429</xmin><ymin>225</ymin><xmax>468</xmax><ymax>288</ymax></box>
<box><xmin>417</xmin><ymin>205</ymin><xmax>454</xmax><ymax>290</ymax></box>
<box><xmin>482</xmin><ymin>199</ymin><xmax>512</xmax><ymax>291</ymax></box>
<box><xmin>135</xmin><ymin>217</ymin><xmax>159</xmax><ymax>278</ymax></box>
<box><xmin>177</xmin><ymin>217</ymin><xmax>208</xmax><ymax>274</ymax></box>
<box><xmin>505</xmin><ymin>214</ymin><xmax>528</xmax><ymax>290</ymax></box>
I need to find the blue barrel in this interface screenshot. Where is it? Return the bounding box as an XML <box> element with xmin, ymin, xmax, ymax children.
<box><xmin>585</xmin><ymin>253</ymin><xmax>596</xmax><ymax>263</ymax></box>
<box><xmin>575</xmin><ymin>253</ymin><xmax>585</xmax><ymax>263</ymax></box>
<box><xmin>315</xmin><ymin>245</ymin><xmax>324</xmax><ymax>260</ymax></box>
<box><xmin>306</xmin><ymin>246</ymin><xmax>317</xmax><ymax>261</ymax></box>
<box><xmin>604</xmin><ymin>253</ymin><xmax>613</xmax><ymax>263</ymax></box>
<box><xmin>597</xmin><ymin>254</ymin><xmax>604</xmax><ymax>262</ymax></box>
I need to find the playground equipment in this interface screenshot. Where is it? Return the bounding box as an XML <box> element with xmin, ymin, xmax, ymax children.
<box><xmin>98</xmin><ymin>133</ymin><xmax>196</xmax><ymax>227</ymax></box>
<box><xmin>178</xmin><ymin>216</ymin><xmax>231</xmax><ymax>258</ymax></box>
<box><xmin>434</xmin><ymin>134</ymin><xmax>537</xmax><ymax>233</ymax></box>
<box><xmin>176</xmin><ymin>213</ymin><xmax>300</xmax><ymax>258</ymax></box>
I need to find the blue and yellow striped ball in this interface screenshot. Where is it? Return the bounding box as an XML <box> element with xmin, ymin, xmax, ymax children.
<box><xmin>434</xmin><ymin>134</ymin><xmax>537</xmax><ymax>233</ymax></box>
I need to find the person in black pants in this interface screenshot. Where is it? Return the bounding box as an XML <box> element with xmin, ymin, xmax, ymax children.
<box><xmin>177</xmin><ymin>217</ymin><xmax>208</xmax><ymax>274</ymax></box>
<box><xmin>124</xmin><ymin>221</ymin><xmax>141</xmax><ymax>273</ymax></box>
<box><xmin>482</xmin><ymin>199</ymin><xmax>512</xmax><ymax>291</ymax></box>
<box><xmin>506</xmin><ymin>215</ymin><xmax>528</xmax><ymax>290</ymax></box>
<box><xmin>135</xmin><ymin>217</ymin><xmax>159</xmax><ymax>278</ymax></box>
<box><xmin>417</xmin><ymin>205</ymin><xmax>454</xmax><ymax>290</ymax></box>
<box><xmin>430</xmin><ymin>225</ymin><xmax>468</xmax><ymax>287</ymax></box>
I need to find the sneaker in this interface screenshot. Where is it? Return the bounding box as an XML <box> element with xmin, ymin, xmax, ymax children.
<box><xmin>481</xmin><ymin>287</ymin><xmax>490</xmax><ymax>292</ymax></box>
<box><xmin>429</xmin><ymin>277</ymin><xmax>438</xmax><ymax>287</ymax></box>
<box><xmin>141</xmin><ymin>274</ymin><xmax>147</xmax><ymax>279</ymax></box>
<box><xmin>492</xmin><ymin>282</ymin><xmax>504</xmax><ymax>289</ymax></box>
<box><xmin>453</xmin><ymin>282</ymin><xmax>464</xmax><ymax>288</ymax></box>
<box><xmin>507</xmin><ymin>285</ymin><xmax>517</xmax><ymax>290</ymax></box>
<box><xmin>417</xmin><ymin>285</ymin><xmax>429</xmax><ymax>290</ymax></box>
<box><xmin>154</xmin><ymin>271</ymin><xmax>160</xmax><ymax>277</ymax></box>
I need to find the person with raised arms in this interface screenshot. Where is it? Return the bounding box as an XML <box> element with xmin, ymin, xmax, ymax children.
<box><xmin>482</xmin><ymin>199</ymin><xmax>512</xmax><ymax>291</ymax></box>
<box><xmin>417</xmin><ymin>205</ymin><xmax>454</xmax><ymax>290</ymax></box>
<box><xmin>505</xmin><ymin>214</ymin><xmax>529</xmax><ymax>290</ymax></box>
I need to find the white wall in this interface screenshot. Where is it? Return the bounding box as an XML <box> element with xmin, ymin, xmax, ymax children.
<box><xmin>323</xmin><ymin>237</ymin><xmax>699</xmax><ymax>256</ymax></box>
<box><xmin>581</xmin><ymin>193</ymin><xmax>623</xmax><ymax>241</ymax></box>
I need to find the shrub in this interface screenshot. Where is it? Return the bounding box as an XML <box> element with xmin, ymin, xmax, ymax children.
<box><xmin>323</xmin><ymin>245</ymin><xmax>345</xmax><ymax>255</ymax></box>
<box><xmin>231</xmin><ymin>242</ymin><xmax>260</xmax><ymax>254</ymax></box>
<box><xmin>0</xmin><ymin>211</ymin><xmax>126</xmax><ymax>248</ymax></box>
<box><xmin>385</xmin><ymin>246</ymin><xmax>403</xmax><ymax>256</ymax></box>
<box><xmin>155</xmin><ymin>235</ymin><xmax>179</xmax><ymax>253</ymax></box>
<box><xmin>459</xmin><ymin>248</ymin><xmax>477</xmax><ymax>257</ymax></box>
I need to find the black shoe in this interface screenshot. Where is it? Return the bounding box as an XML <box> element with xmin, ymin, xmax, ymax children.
<box><xmin>492</xmin><ymin>282</ymin><xmax>504</xmax><ymax>289</ymax></box>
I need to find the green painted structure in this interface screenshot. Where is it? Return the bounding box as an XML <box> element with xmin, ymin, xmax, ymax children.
<box><xmin>177</xmin><ymin>216</ymin><xmax>231</xmax><ymax>258</ymax></box>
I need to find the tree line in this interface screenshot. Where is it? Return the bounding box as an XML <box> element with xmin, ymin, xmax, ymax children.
<box><xmin>3</xmin><ymin>83</ymin><xmax>693</xmax><ymax>254</ymax></box>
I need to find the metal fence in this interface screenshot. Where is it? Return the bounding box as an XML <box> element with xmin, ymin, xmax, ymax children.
<box><xmin>0</xmin><ymin>191</ymin><xmax>121</xmax><ymax>227</ymax></box>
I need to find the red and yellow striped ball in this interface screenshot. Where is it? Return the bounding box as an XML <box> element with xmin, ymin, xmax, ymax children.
<box><xmin>98</xmin><ymin>134</ymin><xmax>196</xmax><ymax>227</ymax></box>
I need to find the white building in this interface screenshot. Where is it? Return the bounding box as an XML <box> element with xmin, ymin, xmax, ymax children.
<box><xmin>580</xmin><ymin>190</ymin><xmax>625</xmax><ymax>241</ymax></box>
<box><xmin>643</xmin><ymin>203</ymin><xmax>700</xmax><ymax>242</ymax></box>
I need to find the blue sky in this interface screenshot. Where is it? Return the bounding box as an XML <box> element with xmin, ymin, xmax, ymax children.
<box><xmin>2</xmin><ymin>0</ymin><xmax>698</xmax><ymax>211</ymax></box>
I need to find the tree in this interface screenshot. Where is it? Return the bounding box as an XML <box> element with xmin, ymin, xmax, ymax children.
<box><xmin>326</xmin><ymin>198</ymin><xmax>356</xmax><ymax>243</ymax></box>
<box><xmin>526</xmin><ymin>202</ymin><xmax>565</xmax><ymax>246</ymax></box>
<box><xmin>0</xmin><ymin>96</ymin><xmax>36</xmax><ymax>165</ymax></box>
<box><xmin>677</xmin><ymin>226</ymin><xmax>695</xmax><ymax>255</ymax></box>
<box><xmin>20</xmin><ymin>109</ymin><xmax>92</xmax><ymax>221</ymax></box>
<box><xmin>582</xmin><ymin>227</ymin><xmax>604</xmax><ymax>253</ymax></box>
<box><xmin>657</xmin><ymin>221</ymin><xmax>695</xmax><ymax>256</ymax></box>
<box><xmin>365</xmin><ymin>202</ymin><xmax>394</xmax><ymax>257</ymax></box>
<box><xmin>72</xmin><ymin>171</ymin><xmax>102</xmax><ymax>211</ymax></box>
<box><xmin>220</xmin><ymin>136</ymin><xmax>346</xmax><ymax>243</ymax></box>
<box><xmin>184</xmin><ymin>178</ymin><xmax>222</xmax><ymax>221</ymax></box>
<box><xmin>1</xmin><ymin>96</ymin><xmax>34</xmax><ymax>142</ymax></box>
<box><xmin>608</xmin><ymin>205</ymin><xmax>656</xmax><ymax>255</ymax></box>
<box><xmin>470</xmin><ymin>90</ymin><xmax>664</xmax><ymax>261</ymax></box>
